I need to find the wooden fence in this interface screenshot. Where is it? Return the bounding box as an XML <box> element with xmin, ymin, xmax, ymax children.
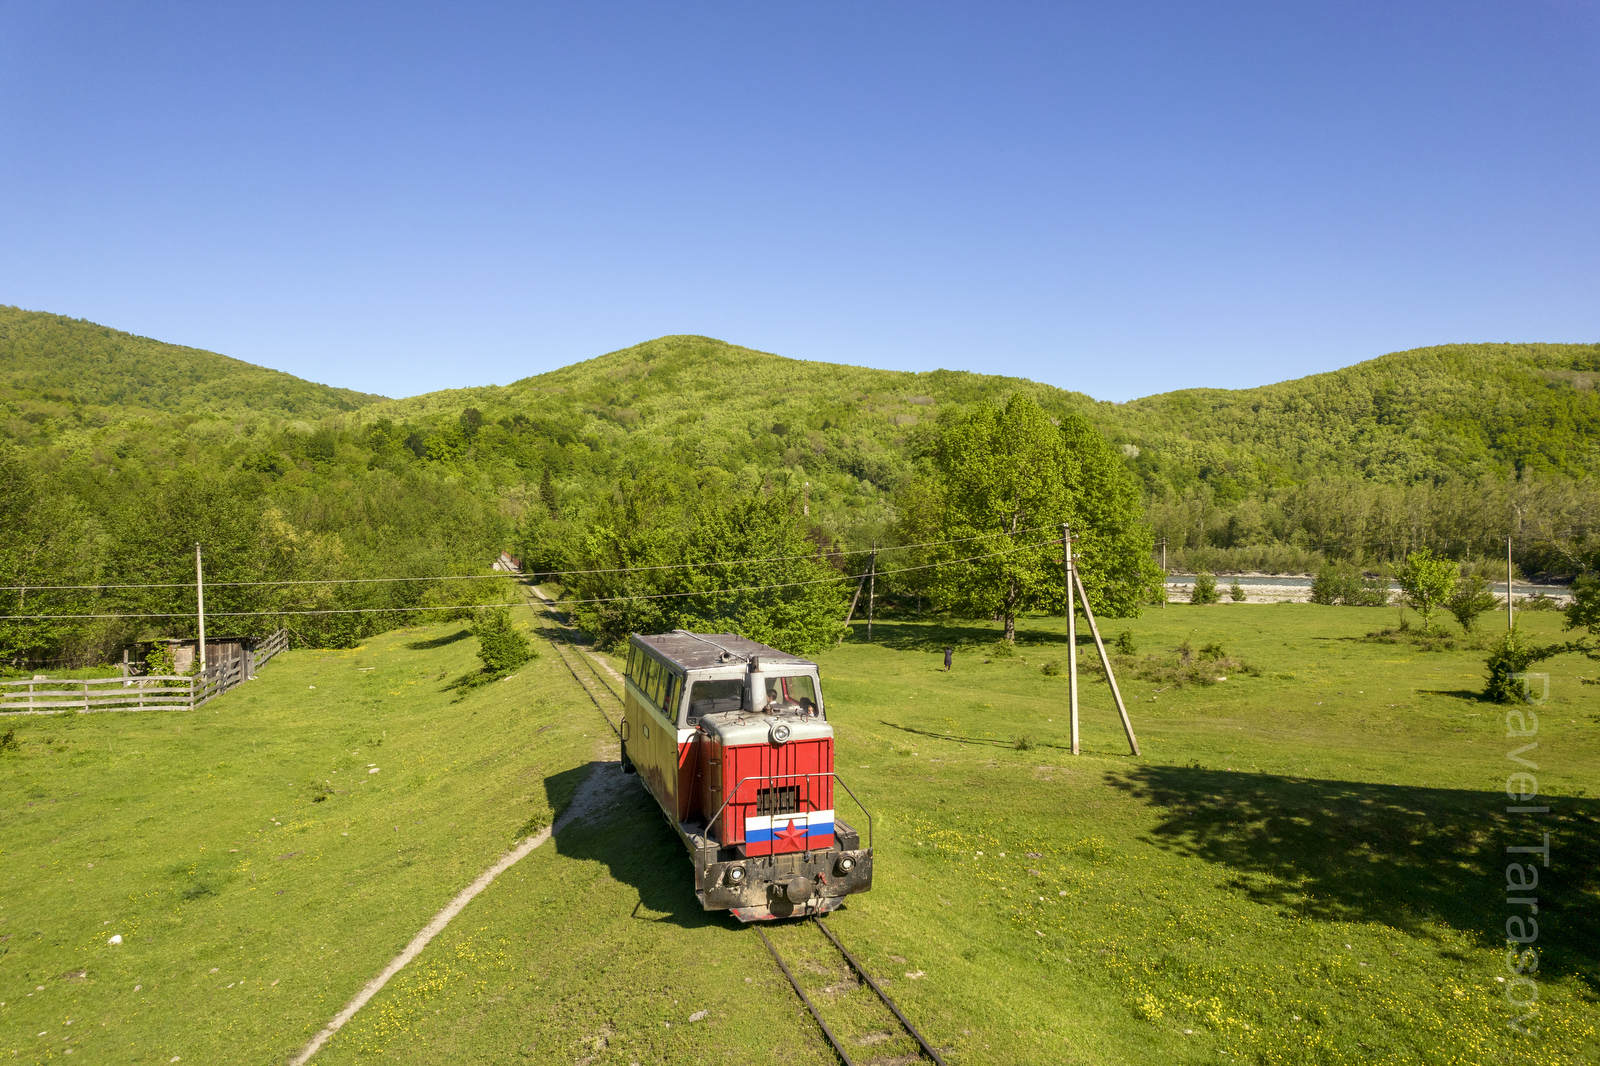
<box><xmin>1</xmin><ymin>628</ymin><xmax>290</xmax><ymax>716</ymax></box>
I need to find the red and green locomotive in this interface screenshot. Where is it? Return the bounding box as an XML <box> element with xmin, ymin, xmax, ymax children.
<box><xmin>620</xmin><ymin>631</ymin><xmax>873</xmax><ymax>922</ymax></box>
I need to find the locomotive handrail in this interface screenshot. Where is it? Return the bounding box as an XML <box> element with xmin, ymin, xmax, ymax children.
<box><xmin>705</xmin><ymin>771</ymin><xmax>872</xmax><ymax>852</ymax></box>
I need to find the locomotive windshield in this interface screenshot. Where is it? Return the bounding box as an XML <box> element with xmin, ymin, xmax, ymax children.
<box><xmin>688</xmin><ymin>678</ymin><xmax>743</xmax><ymax>720</ymax></box>
<box><xmin>766</xmin><ymin>674</ymin><xmax>819</xmax><ymax>716</ymax></box>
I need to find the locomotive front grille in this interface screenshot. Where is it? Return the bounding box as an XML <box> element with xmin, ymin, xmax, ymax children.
<box><xmin>755</xmin><ymin>786</ymin><xmax>799</xmax><ymax>817</ymax></box>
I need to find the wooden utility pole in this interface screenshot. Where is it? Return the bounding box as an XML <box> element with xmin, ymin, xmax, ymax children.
<box><xmin>866</xmin><ymin>545</ymin><xmax>878</xmax><ymax>641</ymax></box>
<box><xmin>1073</xmin><ymin>566</ymin><xmax>1140</xmax><ymax>756</ymax></box>
<box><xmin>1063</xmin><ymin>523</ymin><xmax>1140</xmax><ymax>757</ymax></box>
<box><xmin>1507</xmin><ymin>534</ymin><xmax>1514</xmax><ymax>631</ymax></box>
<box><xmin>1063</xmin><ymin>525</ymin><xmax>1079</xmax><ymax>755</ymax></box>
<box><xmin>838</xmin><ymin>576</ymin><xmax>865</xmax><ymax>645</ymax></box>
<box><xmin>1160</xmin><ymin>538</ymin><xmax>1168</xmax><ymax>609</ymax></box>
<box><xmin>195</xmin><ymin>543</ymin><xmax>207</xmax><ymax>679</ymax></box>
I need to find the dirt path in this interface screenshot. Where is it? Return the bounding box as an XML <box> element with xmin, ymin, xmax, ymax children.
<box><xmin>288</xmin><ymin>761</ymin><xmax>630</xmax><ymax>1064</ymax></box>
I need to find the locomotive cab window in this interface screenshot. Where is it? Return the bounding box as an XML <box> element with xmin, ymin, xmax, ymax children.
<box><xmin>765</xmin><ymin>674</ymin><xmax>820</xmax><ymax>717</ymax></box>
<box><xmin>687</xmin><ymin>678</ymin><xmax>742</xmax><ymax>724</ymax></box>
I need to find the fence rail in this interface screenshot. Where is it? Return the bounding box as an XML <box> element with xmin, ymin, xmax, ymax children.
<box><xmin>1</xmin><ymin>629</ymin><xmax>290</xmax><ymax>716</ymax></box>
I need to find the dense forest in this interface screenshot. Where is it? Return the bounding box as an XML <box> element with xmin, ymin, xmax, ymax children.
<box><xmin>2</xmin><ymin>306</ymin><xmax>1596</xmax><ymax>669</ymax></box>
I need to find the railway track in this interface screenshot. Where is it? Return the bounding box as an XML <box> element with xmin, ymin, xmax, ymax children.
<box><xmin>759</xmin><ymin>917</ymin><xmax>947</xmax><ymax>1066</ymax></box>
<box><xmin>522</xmin><ymin>581</ymin><xmax>939</xmax><ymax>1062</ymax></box>
<box><xmin>522</xmin><ymin>581</ymin><xmax>623</xmax><ymax>736</ymax></box>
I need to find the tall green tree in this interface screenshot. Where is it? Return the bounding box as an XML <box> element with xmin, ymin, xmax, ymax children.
<box><xmin>1060</xmin><ymin>413</ymin><xmax>1164</xmax><ymax>615</ymax></box>
<box><xmin>898</xmin><ymin>396</ymin><xmax>1072</xmax><ymax>643</ymax></box>
<box><xmin>1394</xmin><ymin>548</ymin><xmax>1457</xmax><ymax>633</ymax></box>
<box><xmin>0</xmin><ymin>445</ymin><xmax>103</xmax><ymax>667</ymax></box>
<box><xmin>558</xmin><ymin>482</ymin><xmax>849</xmax><ymax>655</ymax></box>
<box><xmin>898</xmin><ymin>396</ymin><xmax>1161</xmax><ymax>642</ymax></box>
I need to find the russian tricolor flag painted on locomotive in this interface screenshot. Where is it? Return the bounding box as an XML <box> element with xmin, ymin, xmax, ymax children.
<box><xmin>743</xmin><ymin>809</ymin><xmax>836</xmax><ymax>855</ymax></box>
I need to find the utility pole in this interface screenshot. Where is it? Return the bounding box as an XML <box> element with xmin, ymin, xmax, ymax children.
<box><xmin>1160</xmin><ymin>538</ymin><xmax>1168</xmax><ymax>609</ymax></box>
<box><xmin>1064</xmin><ymin>524</ymin><xmax>1079</xmax><ymax>756</ymax></box>
<box><xmin>195</xmin><ymin>542</ymin><xmax>207</xmax><ymax>679</ymax></box>
<box><xmin>1507</xmin><ymin>534</ymin><xmax>1514</xmax><ymax>631</ymax></box>
<box><xmin>866</xmin><ymin>544</ymin><xmax>878</xmax><ymax>641</ymax></box>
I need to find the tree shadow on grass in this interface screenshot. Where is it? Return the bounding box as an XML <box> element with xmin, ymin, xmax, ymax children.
<box><xmin>540</xmin><ymin>762</ymin><xmax>739</xmax><ymax>932</ymax></box>
<box><xmin>879</xmin><ymin>718</ymin><xmax>1101</xmax><ymax>755</ymax></box>
<box><xmin>1107</xmin><ymin>765</ymin><xmax>1600</xmax><ymax>984</ymax></box>
<box><xmin>847</xmin><ymin>618</ymin><xmax>1082</xmax><ymax>654</ymax></box>
<box><xmin>404</xmin><ymin>628</ymin><xmax>471</xmax><ymax>650</ymax></box>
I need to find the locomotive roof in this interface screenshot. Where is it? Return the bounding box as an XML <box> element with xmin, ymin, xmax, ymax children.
<box><xmin>632</xmin><ymin>631</ymin><xmax>816</xmax><ymax>671</ymax></box>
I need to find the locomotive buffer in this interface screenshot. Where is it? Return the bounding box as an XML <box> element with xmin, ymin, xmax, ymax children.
<box><xmin>619</xmin><ymin>631</ymin><xmax>874</xmax><ymax>922</ymax></box>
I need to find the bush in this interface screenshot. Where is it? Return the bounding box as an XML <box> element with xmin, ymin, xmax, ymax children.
<box><xmin>0</xmin><ymin>727</ymin><xmax>16</xmax><ymax>754</ymax></box>
<box><xmin>1395</xmin><ymin>548</ymin><xmax>1457</xmax><ymax>633</ymax></box>
<box><xmin>1312</xmin><ymin>563</ymin><xmax>1390</xmax><ymax>606</ymax></box>
<box><xmin>989</xmin><ymin>640</ymin><xmax>1016</xmax><ymax>659</ymax></box>
<box><xmin>471</xmin><ymin>607</ymin><xmax>534</xmax><ymax>676</ymax></box>
<box><xmin>144</xmin><ymin>643</ymin><xmax>179</xmax><ymax>677</ymax></box>
<box><xmin>1483</xmin><ymin>627</ymin><xmax>1560</xmax><ymax>703</ymax></box>
<box><xmin>1041</xmin><ymin>660</ymin><xmax>1061</xmax><ymax>676</ymax></box>
<box><xmin>1448</xmin><ymin>575</ymin><xmax>1501</xmax><ymax>633</ymax></box>
<box><xmin>1013</xmin><ymin>733</ymin><xmax>1037</xmax><ymax>751</ymax></box>
<box><xmin>1230</xmin><ymin>580</ymin><xmax>1246</xmax><ymax>602</ymax></box>
<box><xmin>1199</xmin><ymin>642</ymin><xmax>1226</xmax><ymax>660</ymax></box>
<box><xmin>1114</xmin><ymin>629</ymin><xmax>1137</xmax><ymax>655</ymax></box>
<box><xmin>1190</xmin><ymin>571</ymin><xmax>1220</xmax><ymax>605</ymax></box>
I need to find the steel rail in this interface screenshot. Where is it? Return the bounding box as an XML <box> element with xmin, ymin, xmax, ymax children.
<box><xmin>757</xmin><ymin>926</ymin><xmax>858</xmax><ymax>1066</ymax></box>
<box><xmin>525</xmin><ymin>585</ymin><xmax>621</xmax><ymax>737</ymax></box>
<box><xmin>758</xmin><ymin>919</ymin><xmax>945</xmax><ymax>1066</ymax></box>
<box><xmin>814</xmin><ymin>917</ymin><xmax>948</xmax><ymax>1066</ymax></box>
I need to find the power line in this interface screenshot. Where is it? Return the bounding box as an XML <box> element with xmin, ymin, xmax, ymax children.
<box><xmin>0</xmin><ymin>524</ymin><xmax>1065</xmax><ymax>593</ymax></box>
<box><xmin>0</xmin><ymin>540</ymin><xmax>1048</xmax><ymax>621</ymax></box>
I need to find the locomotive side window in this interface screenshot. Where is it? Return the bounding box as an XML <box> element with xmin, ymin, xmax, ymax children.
<box><xmin>644</xmin><ymin>658</ymin><xmax>664</xmax><ymax>708</ymax></box>
<box><xmin>665</xmin><ymin>673</ymin><xmax>684</xmax><ymax>721</ymax></box>
<box><xmin>765</xmin><ymin>674</ymin><xmax>820</xmax><ymax>716</ymax></box>
<box><xmin>687</xmin><ymin>678</ymin><xmax>742</xmax><ymax>722</ymax></box>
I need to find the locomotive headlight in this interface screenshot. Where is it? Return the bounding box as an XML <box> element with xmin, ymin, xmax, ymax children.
<box><xmin>837</xmin><ymin>856</ymin><xmax>856</xmax><ymax>874</ymax></box>
<box><xmin>771</xmin><ymin>723</ymin><xmax>791</xmax><ymax>744</ymax></box>
<box><xmin>727</xmin><ymin>865</ymin><xmax>746</xmax><ymax>884</ymax></box>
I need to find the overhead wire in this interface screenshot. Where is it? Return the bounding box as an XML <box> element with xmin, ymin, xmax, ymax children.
<box><xmin>0</xmin><ymin>538</ymin><xmax>1056</xmax><ymax>621</ymax></box>
<box><xmin>0</xmin><ymin>523</ymin><xmax>1063</xmax><ymax>593</ymax></box>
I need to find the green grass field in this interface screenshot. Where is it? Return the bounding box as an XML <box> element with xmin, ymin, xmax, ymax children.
<box><xmin>3</xmin><ymin>603</ymin><xmax>1597</xmax><ymax>1064</ymax></box>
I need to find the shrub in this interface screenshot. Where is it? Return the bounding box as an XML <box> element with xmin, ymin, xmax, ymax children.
<box><xmin>1312</xmin><ymin>563</ymin><xmax>1390</xmax><ymax>606</ymax></box>
<box><xmin>1013</xmin><ymin>733</ymin><xmax>1037</xmax><ymax>751</ymax></box>
<box><xmin>1395</xmin><ymin>548</ymin><xmax>1457</xmax><ymax>633</ymax></box>
<box><xmin>1114</xmin><ymin>630</ymin><xmax>1137</xmax><ymax>655</ymax></box>
<box><xmin>1230</xmin><ymin>580</ymin><xmax>1246</xmax><ymax>602</ymax></box>
<box><xmin>144</xmin><ymin>643</ymin><xmax>179</xmax><ymax>677</ymax></box>
<box><xmin>1041</xmin><ymin>660</ymin><xmax>1061</xmax><ymax>676</ymax></box>
<box><xmin>0</xmin><ymin>727</ymin><xmax>16</xmax><ymax>753</ymax></box>
<box><xmin>471</xmin><ymin>607</ymin><xmax>534</xmax><ymax>676</ymax></box>
<box><xmin>989</xmin><ymin>640</ymin><xmax>1016</xmax><ymax>659</ymax></box>
<box><xmin>1309</xmin><ymin>564</ymin><xmax>1344</xmax><ymax>605</ymax></box>
<box><xmin>1484</xmin><ymin>627</ymin><xmax>1561</xmax><ymax>703</ymax></box>
<box><xmin>1199</xmin><ymin>642</ymin><xmax>1226</xmax><ymax>660</ymax></box>
<box><xmin>1190</xmin><ymin>571</ymin><xmax>1220</xmax><ymax>605</ymax></box>
<box><xmin>1448</xmin><ymin>575</ymin><xmax>1501</xmax><ymax>634</ymax></box>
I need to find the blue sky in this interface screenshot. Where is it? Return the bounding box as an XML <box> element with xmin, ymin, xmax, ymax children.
<box><xmin>1</xmin><ymin>1</ymin><xmax>1595</xmax><ymax>401</ymax></box>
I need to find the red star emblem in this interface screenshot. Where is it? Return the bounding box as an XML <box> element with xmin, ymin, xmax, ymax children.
<box><xmin>773</xmin><ymin>819</ymin><xmax>807</xmax><ymax>851</ymax></box>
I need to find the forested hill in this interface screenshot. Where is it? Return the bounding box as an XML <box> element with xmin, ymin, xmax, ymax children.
<box><xmin>1116</xmin><ymin>342</ymin><xmax>1600</xmax><ymax>494</ymax></box>
<box><xmin>0</xmin><ymin>306</ymin><xmax>384</xmax><ymax>420</ymax></box>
